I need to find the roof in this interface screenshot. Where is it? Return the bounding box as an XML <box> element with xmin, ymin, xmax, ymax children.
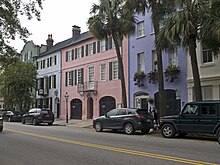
<box><xmin>38</xmin><ymin>31</ymin><xmax>94</xmax><ymax>57</ymax></box>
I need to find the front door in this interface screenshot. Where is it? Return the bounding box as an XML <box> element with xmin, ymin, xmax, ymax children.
<box><xmin>99</xmin><ymin>96</ymin><xmax>116</xmax><ymax>116</ymax></box>
<box><xmin>87</xmin><ymin>97</ymin><xmax>93</xmax><ymax>119</ymax></box>
<box><xmin>71</xmin><ymin>99</ymin><xmax>82</xmax><ymax>119</ymax></box>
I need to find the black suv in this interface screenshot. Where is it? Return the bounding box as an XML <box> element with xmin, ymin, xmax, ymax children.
<box><xmin>22</xmin><ymin>108</ymin><xmax>54</xmax><ymax>126</ymax></box>
<box><xmin>159</xmin><ymin>101</ymin><xmax>220</xmax><ymax>144</ymax></box>
<box><xmin>93</xmin><ymin>108</ymin><xmax>154</xmax><ymax>135</ymax></box>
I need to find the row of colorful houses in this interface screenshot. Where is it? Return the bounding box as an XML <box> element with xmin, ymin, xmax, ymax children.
<box><xmin>20</xmin><ymin>12</ymin><xmax>220</xmax><ymax>120</ymax></box>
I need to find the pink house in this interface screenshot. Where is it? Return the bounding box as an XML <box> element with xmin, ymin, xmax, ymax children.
<box><xmin>60</xmin><ymin>26</ymin><xmax>128</xmax><ymax>120</ymax></box>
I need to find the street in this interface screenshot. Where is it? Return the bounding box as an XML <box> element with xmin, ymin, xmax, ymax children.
<box><xmin>1</xmin><ymin>122</ymin><xmax>219</xmax><ymax>165</ymax></box>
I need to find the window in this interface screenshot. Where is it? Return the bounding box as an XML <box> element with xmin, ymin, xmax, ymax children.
<box><xmin>168</xmin><ymin>48</ymin><xmax>178</xmax><ymax>65</ymax></box>
<box><xmin>202</xmin><ymin>46</ymin><xmax>213</xmax><ymax>63</ymax></box>
<box><xmin>112</xmin><ymin>61</ymin><xmax>119</xmax><ymax>80</ymax></box>
<box><xmin>88</xmin><ymin>66</ymin><xmax>94</xmax><ymax>82</ymax></box>
<box><xmin>51</xmin><ymin>75</ymin><xmax>56</xmax><ymax>88</ymax></box>
<box><xmin>100</xmin><ymin>40</ymin><xmax>106</xmax><ymax>52</ymax></box>
<box><xmin>152</xmin><ymin>50</ymin><xmax>157</xmax><ymax>71</ymax></box>
<box><xmin>182</xmin><ymin>104</ymin><xmax>198</xmax><ymax>115</ymax></box>
<box><xmin>100</xmin><ymin>63</ymin><xmax>106</xmax><ymax>81</ymax></box>
<box><xmin>77</xmin><ymin>69</ymin><xmax>83</xmax><ymax>84</ymax></box>
<box><xmin>137</xmin><ymin>52</ymin><xmax>145</xmax><ymax>72</ymax></box>
<box><xmin>88</xmin><ymin>43</ymin><xmax>93</xmax><ymax>55</ymax></box>
<box><xmin>107</xmin><ymin>109</ymin><xmax>117</xmax><ymax>116</ymax></box>
<box><xmin>116</xmin><ymin>109</ymin><xmax>126</xmax><ymax>115</ymax></box>
<box><xmin>201</xmin><ymin>104</ymin><xmax>217</xmax><ymax>115</ymax></box>
<box><xmin>137</xmin><ymin>21</ymin><xmax>145</xmax><ymax>37</ymax></box>
<box><xmin>28</xmin><ymin>51</ymin><xmax>32</xmax><ymax>60</ymax></box>
<box><xmin>76</xmin><ymin>47</ymin><xmax>82</xmax><ymax>58</ymax></box>
<box><xmin>202</xmin><ymin>86</ymin><xmax>212</xmax><ymax>100</ymax></box>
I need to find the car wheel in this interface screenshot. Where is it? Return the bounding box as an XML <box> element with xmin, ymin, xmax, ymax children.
<box><xmin>48</xmin><ymin>122</ymin><xmax>53</xmax><ymax>126</ymax></box>
<box><xmin>22</xmin><ymin>118</ymin><xmax>25</xmax><ymax>124</ymax></box>
<box><xmin>216</xmin><ymin>128</ymin><xmax>220</xmax><ymax>145</ymax></box>
<box><xmin>161</xmin><ymin>124</ymin><xmax>176</xmax><ymax>138</ymax></box>
<box><xmin>94</xmin><ymin>122</ymin><xmax>103</xmax><ymax>132</ymax></box>
<box><xmin>33</xmin><ymin>119</ymin><xmax>38</xmax><ymax>126</ymax></box>
<box><xmin>141</xmin><ymin>128</ymin><xmax>150</xmax><ymax>134</ymax></box>
<box><xmin>0</xmin><ymin>126</ymin><xmax>3</xmax><ymax>132</ymax></box>
<box><xmin>124</xmin><ymin>123</ymin><xmax>134</xmax><ymax>135</ymax></box>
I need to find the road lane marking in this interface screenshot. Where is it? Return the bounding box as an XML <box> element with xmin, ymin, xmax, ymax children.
<box><xmin>6</xmin><ymin>129</ymin><xmax>218</xmax><ymax>165</ymax></box>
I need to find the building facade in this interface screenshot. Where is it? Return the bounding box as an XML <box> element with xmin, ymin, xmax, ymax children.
<box><xmin>60</xmin><ymin>26</ymin><xmax>128</xmax><ymax>120</ymax></box>
<box><xmin>187</xmin><ymin>42</ymin><xmax>220</xmax><ymax>101</ymax></box>
<box><xmin>129</xmin><ymin>13</ymin><xmax>188</xmax><ymax>116</ymax></box>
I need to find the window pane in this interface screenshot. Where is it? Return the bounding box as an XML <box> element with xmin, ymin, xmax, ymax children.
<box><xmin>137</xmin><ymin>52</ymin><xmax>145</xmax><ymax>72</ymax></box>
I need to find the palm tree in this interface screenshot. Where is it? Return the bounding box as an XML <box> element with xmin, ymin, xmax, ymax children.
<box><xmin>87</xmin><ymin>0</ymin><xmax>137</xmax><ymax>108</ymax></box>
<box><xmin>156</xmin><ymin>0</ymin><xmax>215</xmax><ymax>101</ymax></box>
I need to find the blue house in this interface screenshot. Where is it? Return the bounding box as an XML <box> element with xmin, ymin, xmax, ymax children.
<box><xmin>128</xmin><ymin>12</ymin><xmax>188</xmax><ymax>115</ymax></box>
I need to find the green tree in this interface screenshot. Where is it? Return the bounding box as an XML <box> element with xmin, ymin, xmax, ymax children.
<box><xmin>87</xmin><ymin>0</ymin><xmax>137</xmax><ymax>108</ymax></box>
<box><xmin>157</xmin><ymin>0</ymin><xmax>219</xmax><ymax>101</ymax></box>
<box><xmin>0</xmin><ymin>62</ymin><xmax>37</xmax><ymax>112</ymax></box>
<box><xmin>0</xmin><ymin>0</ymin><xmax>43</xmax><ymax>55</ymax></box>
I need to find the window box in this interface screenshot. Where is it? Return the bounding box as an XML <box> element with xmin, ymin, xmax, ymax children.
<box><xmin>133</xmin><ymin>71</ymin><xmax>146</xmax><ymax>87</ymax></box>
<box><xmin>164</xmin><ymin>65</ymin><xmax>180</xmax><ymax>82</ymax></box>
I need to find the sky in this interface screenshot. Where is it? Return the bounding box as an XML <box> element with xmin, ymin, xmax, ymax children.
<box><xmin>11</xmin><ymin>0</ymin><xmax>99</xmax><ymax>52</ymax></box>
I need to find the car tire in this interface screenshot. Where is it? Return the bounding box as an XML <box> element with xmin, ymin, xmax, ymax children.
<box><xmin>94</xmin><ymin>122</ymin><xmax>103</xmax><ymax>132</ymax></box>
<box><xmin>216</xmin><ymin>128</ymin><xmax>220</xmax><ymax>145</ymax></box>
<box><xmin>33</xmin><ymin>119</ymin><xmax>38</xmax><ymax>126</ymax></box>
<box><xmin>0</xmin><ymin>126</ymin><xmax>3</xmax><ymax>132</ymax></box>
<box><xmin>22</xmin><ymin>118</ymin><xmax>25</xmax><ymax>124</ymax></box>
<box><xmin>48</xmin><ymin>122</ymin><xmax>53</xmax><ymax>126</ymax></box>
<box><xmin>141</xmin><ymin>128</ymin><xmax>150</xmax><ymax>134</ymax></box>
<box><xmin>124</xmin><ymin>123</ymin><xmax>134</xmax><ymax>135</ymax></box>
<box><xmin>161</xmin><ymin>124</ymin><xmax>176</xmax><ymax>138</ymax></box>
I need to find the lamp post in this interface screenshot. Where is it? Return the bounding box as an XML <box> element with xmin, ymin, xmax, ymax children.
<box><xmin>64</xmin><ymin>92</ymin><xmax>69</xmax><ymax>123</ymax></box>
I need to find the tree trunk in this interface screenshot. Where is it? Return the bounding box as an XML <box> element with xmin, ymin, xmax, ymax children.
<box><xmin>112</xmin><ymin>34</ymin><xmax>127</xmax><ymax>108</ymax></box>
<box><xmin>189</xmin><ymin>36</ymin><xmax>203</xmax><ymax>101</ymax></box>
<box><xmin>152</xmin><ymin>0</ymin><xmax>166</xmax><ymax>117</ymax></box>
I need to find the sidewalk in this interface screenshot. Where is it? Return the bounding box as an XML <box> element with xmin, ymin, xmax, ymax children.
<box><xmin>54</xmin><ymin>119</ymin><xmax>93</xmax><ymax>128</ymax></box>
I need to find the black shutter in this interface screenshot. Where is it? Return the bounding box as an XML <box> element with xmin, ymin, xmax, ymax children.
<box><xmin>74</xmin><ymin>70</ymin><xmax>77</xmax><ymax>85</ymax></box>
<box><xmin>86</xmin><ymin>44</ymin><xmax>88</xmax><ymax>56</ymax></box>
<box><xmin>81</xmin><ymin>46</ymin><xmax>84</xmax><ymax>57</ymax></box>
<box><xmin>49</xmin><ymin>76</ymin><xmax>51</xmax><ymax>89</ymax></box>
<box><xmin>66</xmin><ymin>52</ymin><xmax>68</xmax><ymax>62</ymax></box>
<box><xmin>81</xmin><ymin>68</ymin><xmax>84</xmax><ymax>84</ymax></box>
<box><xmin>109</xmin><ymin>62</ymin><xmax>112</xmax><ymax>80</ymax></box>
<box><xmin>105</xmin><ymin>38</ymin><xmax>108</xmax><ymax>50</ymax></box>
<box><xmin>75</xmin><ymin>48</ymin><xmax>77</xmax><ymax>59</ymax></box>
<box><xmin>109</xmin><ymin>37</ymin><xmax>112</xmax><ymax>49</ymax></box>
<box><xmin>72</xmin><ymin>49</ymin><xmax>74</xmax><ymax>60</ymax></box>
<box><xmin>97</xmin><ymin>41</ymin><xmax>100</xmax><ymax>53</ymax></box>
<box><xmin>118</xmin><ymin>63</ymin><xmax>121</xmax><ymax>80</ymax></box>
<box><xmin>93</xmin><ymin>42</ymin><xmax>96</xmax><ymax>54</ymax></box>
<box><xmin>54</xmin><ymin>56</ymin><xmax>57</xmax><ymax>65</ymax></box>
<box><xmin>65</xmin><ymin>72</ymin><xmax>68</xmax><ymax>86</ymax></box>
<box><xmin>54</xmin><ymin>75</ymin><xmax>56</xmax><ymax>88</ymax></box>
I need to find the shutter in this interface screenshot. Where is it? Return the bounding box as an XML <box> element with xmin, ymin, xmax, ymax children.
<box><xmin>65</xmin><ymin>72</ymin><xmax>68</xmax><ymax>86</ymax></box>
<box><xmin>49</xmin><ymin>76</ymin><xmax>51</xmax><ymax>89</ymax></box>
<box><xmin>54</xmin><ymin>56</ymin><xmax>57</xmax><ymax>65</ymax></box>
<box><xmin>54</xmin><ymin>75</ymin><xmax>56</xmax><ymax>88</ymax></box>
<box><xmin>75</xmin><ymin>48</ymin><xmax>77</xmax><ymax>59</ymax></box>
<box><xmin>105</xmin><ymin>38</ymin><xmax>108</xmax><ymax>50</ymax></box>
<box><xmin>118</xmin><ymin>64</ymin><xmax>121</xmax><ymax>80</ymax></box>
<box><xmin>74</xmin><ymin>70</ymin><xmax>77</xmax><ymax>85</ymax></box>
<box><xmin>72</xmin><ymin>49</ymin><xmax>74</xmax><ymax>60</ymax></box>
<box><xmin>81</xmin><ymin>68</ymin><xmax>84</xmax><ymax>84</ymax></box>
<box><xmin>86</xmin><ymin>44</ymin><xmax>88</xmax><ymax>56</ymax></box>
<box><xmin>97</xmin><ymin>41</ymin><xmax>100</xmax><ymax>53</ymax></box>
<box><xmin>109</xmin><ymin>62</ymin><xmax>112</xmax><ymax>80</ymax></box>
<box><xmin>109</xmin><ymin>37</ymin><xmax>112</xmax><ymax>49</ymax></box>
<box><xmin>81</xmin><ymin>46</ymin><xmax>84</xmax><ymax>57</ymax></box>
<box><xmin>66</xmin><ymin>52</ymin><xmax>68</xmax><ymax>62</ymax></box>
<box><xmin>93</xmin><ymin>42</ymin><xmax>96</xmax><ymax>54</ymax></box>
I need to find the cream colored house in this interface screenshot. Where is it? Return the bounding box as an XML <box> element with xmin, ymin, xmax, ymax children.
<box><xmin>187</xmin><ymin>42</ymin><xmax>220</xmax><ymax>101</ymax></box>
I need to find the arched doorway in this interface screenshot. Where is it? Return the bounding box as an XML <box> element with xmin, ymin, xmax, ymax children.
<box><xmin>99</xmin><ymin>96</ymin><xmax>116</xmax><ymax>116</ymax></box>
<box><xmin>87</xmin><ymin>97</ymin><xmax>93</xmax><ymax>119</ymax></box>
<box><xmin>70</xmin><ymin>99</ymin><xmax>82</xmax><ymax>119</ymax></box>
<box><xmin>134</xmin><ymin>92</ymin><xmax>149</xmax><ymax>109</ymax></box>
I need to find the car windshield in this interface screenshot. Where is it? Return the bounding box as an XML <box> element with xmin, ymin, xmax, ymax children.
<box><xmin>41</xmin><ymin>110</ymin><xmax>50</xmax><ymax>114</ymax></box>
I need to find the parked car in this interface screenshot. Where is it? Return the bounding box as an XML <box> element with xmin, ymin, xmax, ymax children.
<box><xmin>159</xmin><ymin>100</ymin><xmax>220</xmax><ymax>144</ymax></box>
<box><xmin>93</xmin><ymin>108</ymin><xmax>154</xmax><ymax>135</ymax></box>
<box><xmin>0</xmin><ymin>111</ymin><xmax>3</xmax><ymax>132</ymax></box>
<box><xmin>22</xmin><ymin>108</ymin><xmax>54</xmax><ymax>126</ymax></box>
<box><xmin>2</xmin><ymin>111</ymin><xmax>23</xmax><ymax>122</ymax></box>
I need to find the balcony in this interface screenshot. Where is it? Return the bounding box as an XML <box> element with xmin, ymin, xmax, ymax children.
<box><xmin>77</xmin><ymin>81</ymin><xmax>98</xmax><ymax>96</ymax></box>
<box><xmin>38</xmin><ymin>88</ymin><xmax>49</xmax><ymax>96</ymax></box>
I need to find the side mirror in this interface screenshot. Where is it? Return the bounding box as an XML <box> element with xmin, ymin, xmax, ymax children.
<box><xmin>105</xmin><ymin>114</ymin><xmax>109</xmax><ymax>118</ymax></box>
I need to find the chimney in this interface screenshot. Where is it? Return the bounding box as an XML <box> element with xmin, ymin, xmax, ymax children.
<box><xmin>46</xmin><ymin>34</ymin><xmax>54</xmax><ymax>50</ymax></box>
<box><xmin>72</xmin><ymin>25</ymin><xmax>81</xmax><ymax>38</ymax></box>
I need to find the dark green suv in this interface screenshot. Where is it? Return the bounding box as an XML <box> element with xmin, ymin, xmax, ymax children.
<box><xmin>159</xmin><ymin>101</ymin><xmax>220</xmax><ymax>144</ymax></box>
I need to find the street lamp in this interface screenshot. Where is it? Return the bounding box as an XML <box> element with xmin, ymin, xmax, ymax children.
<box><xmin>64</xmin><ymin>92</ymin><xmax>69</xmax><ymax>123</ymax></box>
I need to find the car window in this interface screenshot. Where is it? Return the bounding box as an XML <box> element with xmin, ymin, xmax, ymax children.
<box><xmin>41</xmin><ymin>110</ymin><xmax>49</xmax><ymax>114</ymax></box>
<box><xmin>29</xmin><ymin>109</ymin><xmax>35</xmax><ymax>113</ymax></box>
<box><xmin>182</xmin><ymin>104</ymin><xmax>198</xmax><ymax>115</ymax></box>
<box><xmin>201</xmin><ymin>104</ymin><xmax>217</xmax><ymax>116</ymax></box>
<box><xmin>127</xmin><ymin>110</ymin><xmax>135</xmax><ymax>115</ymax></box>
<box><xmin>136</xmin><ymin>109</ymin><xmax>149</xmax><ymax>115</ymax></box>
<box><xmin>116</xmin><ymin>109</ymin><xmax>126</xmax><ymax>116</ymax></box>
<box><xmin>107</xmin><ymin>109</ymin><xmax>117</xmax><ymax>117</ymax></box>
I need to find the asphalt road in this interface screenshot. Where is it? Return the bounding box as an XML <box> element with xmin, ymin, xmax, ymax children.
<box><xmin>1</xmin><ymin>122</ymin><xmax>219</xmax><ymax>165</ymax></box>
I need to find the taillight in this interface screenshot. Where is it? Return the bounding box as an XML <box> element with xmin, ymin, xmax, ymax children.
<box><xmin>135</xmin><ymin>115</ymin><xmax>144</xmax><ymax>119</ymax></box>
<box><xmin>37</xmin><ymin>113</ymin><xmax>43</xmax><ymax>117</ymax></box>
